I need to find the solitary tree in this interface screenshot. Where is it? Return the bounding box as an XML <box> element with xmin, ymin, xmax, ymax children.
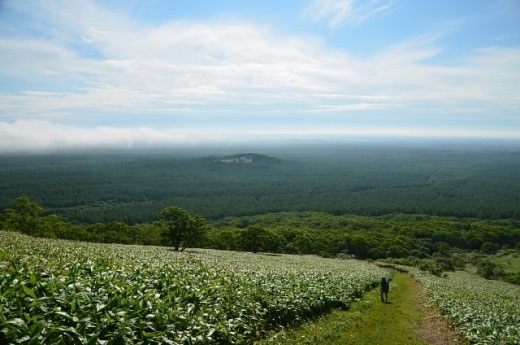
<box><xmin>160</xmin><ymin>206</ymin><xmax>208</xmax><ymax>251</ymax></box>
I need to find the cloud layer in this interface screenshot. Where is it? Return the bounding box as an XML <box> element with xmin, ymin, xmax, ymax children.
<box><xmin>1</xmin><ymin>120</ymin><xmax>519</xmax><ymax>154</ymax></box>
<box><xmin>0</xmin><ymin>0</ymin><xmax>519</xmax><ymax>151</ymax></box>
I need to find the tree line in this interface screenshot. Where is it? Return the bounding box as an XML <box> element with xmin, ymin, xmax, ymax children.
<box><xmin>0</xmin><ymin>196</ymin><xmax>207</xmax><ymax>252</ymax></box>
<box><xmin>2</xmin><ymin>196</ymin><xmax>519</xmax><ymax>276</ymax></box>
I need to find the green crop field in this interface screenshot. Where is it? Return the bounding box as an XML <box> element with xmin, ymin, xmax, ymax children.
<box><xmin>0</xmin><ymin>231</ymin><xmax>386</xmax><ymax>344</ymax></box>
<box><xmin>3</xmin><ymin>231</ymin><xmax>520</xmax><ymax>344</ymax></box>
<box><xmin>410</xmin><ymin>267</ymin><xmax>520</xmax><ymax>345</ymax></box>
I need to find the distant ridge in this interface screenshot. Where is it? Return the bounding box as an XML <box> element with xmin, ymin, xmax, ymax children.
<box><xmin>217</xmin><ymin>153</ymin><xmax>278</xmax><ymax>164</ymax></box>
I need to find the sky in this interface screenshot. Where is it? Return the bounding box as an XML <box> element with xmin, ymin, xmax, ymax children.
<box><xmin>0</xmin><ymin>0</ymin><xmax>519</xmax><ymax>152</ymax></box>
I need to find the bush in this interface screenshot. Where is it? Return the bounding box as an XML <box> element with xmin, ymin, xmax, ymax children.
<box><xmin>476</xmin><ymin>260</ymin><xmax>505</xmax><ymax>280</ymax></box>
<box><xmin>503</xmin><ymin>273</ymin><xmax>520</xmax><ymax>285</ymax></box>
<box><xmin>481</xmin><ymin>242</ymin><xmax>499</xmax><ymax>255</ymax></box>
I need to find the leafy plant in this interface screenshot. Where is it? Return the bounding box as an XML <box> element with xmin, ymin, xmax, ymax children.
<box><xmin>0</xmin><ymin>231</ymin><xmax>386</xmax><ymax>344</ymax></box>
<box><xmin>410</xmin><ymin>267</ymin><xmax>520</xmax><ymax>344</ymax></box>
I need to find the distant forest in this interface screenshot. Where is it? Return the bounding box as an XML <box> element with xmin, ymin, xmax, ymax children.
<box><xmin>1</xmin><ymin>142</ymin><xmax>519</xmax><ymax>224</ymax></box>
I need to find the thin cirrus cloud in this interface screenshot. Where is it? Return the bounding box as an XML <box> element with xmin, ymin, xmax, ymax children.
<box><xmin>301</xmin><ymin>0</ymin><xmax>397</xmax><ymax>29</ymax></box>
<box><xmin>0</xmin><ymin>0</ymin><xmax>519</xmax><ymax>153</ymax></box>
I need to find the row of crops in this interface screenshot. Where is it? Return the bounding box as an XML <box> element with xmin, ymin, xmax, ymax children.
<box><xmin>410</xmin><ymin>268</ymin><xmax>520</xmax><ymax>345</ymax></box>
<box><xmin>0</xmin><ymin>231</ymin><xmax>386</xmax><ymax>344</ymax></box>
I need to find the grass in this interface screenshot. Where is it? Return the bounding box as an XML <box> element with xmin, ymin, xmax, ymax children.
<box><xmin>490</xmin><ymin>250</ymin><xmax>520</xmax><ymax>274</ymax></box>
<box><xmin>257</xmin><ymin>272</ymin><xmax>444</xmax><ymax>345</ymax></box>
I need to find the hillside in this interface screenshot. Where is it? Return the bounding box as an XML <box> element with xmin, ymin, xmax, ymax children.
<box><xmin>217</xmin><ymin>153</ymin><xmax>279</xmax><ymax>164</ymax></box>
<box><xmin>2</xmin><ymin>232</ymin><xmax>519</xmax><ymax>344</ymax></box>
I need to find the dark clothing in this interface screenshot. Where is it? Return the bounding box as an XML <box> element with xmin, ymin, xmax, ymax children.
<box><xmin>380</xmin><ymin>278</ymin><xmax>389</xmax><ymax>303</ymax></box>
<box><xmin>381</xmin><ymin>279</ymin><xmax>389</xmax><ymax>293</ymax></box>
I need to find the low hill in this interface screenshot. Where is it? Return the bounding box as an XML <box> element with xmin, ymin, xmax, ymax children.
<box><xmin>216</xmin><ymin>153</ymin><xmax>279</xmax><ymax>164</ymax></box>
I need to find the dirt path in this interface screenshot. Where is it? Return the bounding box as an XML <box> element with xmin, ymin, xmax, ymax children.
<box><xmin>413</xmin><ymin>276</ymin><xmax>464</xmax><ymax>345</ymax></box>
<box><xmin>258</xmin><ymin>272</ymin><xmax>462</xmax><ymax>345</ymax></box>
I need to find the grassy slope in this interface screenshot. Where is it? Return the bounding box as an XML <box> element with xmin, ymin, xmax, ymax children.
<box><xmin>490</xmin><ymin>251</ymin><xmax>520</xmax><ymax>274</ymax></box>
<box><xmin>257</xmin><ymin>272</ymin><xmax>461</xmax><ymax>345</ymax></box>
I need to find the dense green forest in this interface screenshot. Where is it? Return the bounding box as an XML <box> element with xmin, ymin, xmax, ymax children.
<box><xmin>1</xmin><ymin>142</ymin><xmax>519</xmax><ymax>224</ymax></box>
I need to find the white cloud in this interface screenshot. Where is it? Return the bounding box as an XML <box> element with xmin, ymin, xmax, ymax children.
<box><xmin>0</xmin><ymin>0</ymin><xmax>518</xmax><ymax>138</ymax></box>
<box><xmin>2</xmin><ymin>17</ymin><xmax>518</xmax><ymax>120</ymax></box>
<box><xmin>302</xmin><ymin>0</ymin><xmax>397</xmax><ymax>29</ymax></box>
<box><xmin>302</xmin><ymin>0</ymin><xmax>354</xmax><ymax>29</ymax></box>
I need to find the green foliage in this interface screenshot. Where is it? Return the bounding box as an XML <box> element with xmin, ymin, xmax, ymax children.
<box><xmin>0</xmin><ymin>196</ymin><xmax>187</xmax><ymax>247</ymax></box>
<box><xmin>411</xmin><ymin>268</ymin><xmax>520</xmax><ymax>344</ymax></box>
<box><xmin>160</xmin><ymin>206</ymin><xmax>208</xmax><ymax>251</ymax></box>
<box><xmin>1</xmin><ymin>196</ymin><xmax>519</xmax><ymax>267</ymax></box>
<box><xmin>238</xmin><ymin>225</ymin><xmax>281</xmax><ymax>253</ymax></box>
<box><xmin>1</xmin><ymin>196</ymin><xmax>44</xmax><ymax>235</ymax></box>
<box><xmin>476</xmin><ymin>260</ymin><xmax>505</xmax><ymax>280</ymax></box>
<box><xmin>487</xmin><ymin>251</ymin><xmax>520</xmax><ymax>285</ymax></box>
<box><xmin>134</xmin><ymin>222</ymin><xmax>164</xmax><ymax>245</ymax></box>
<box><xmin>211</xmin><ymin>211</ymin><xmax>520</xmax><ymax>260</ymax></box>
<box><xmin>480</xmin><ymin>242</ymin><xmax>499</xmax><ymax>255</ymax></box>
<box><xmin>503</xmin><ymin>273</ymin><xmax>520</xmax><ymax>285</ymax></box>
<box><xmin>0</xmin><ymin>231</ymin><xmax>386</xmax><ymax>344</ymax></box>
<box><xmin>392</xmin><ymin>256</ymin><xmax>459</xmax><ymax>277</ymax></box>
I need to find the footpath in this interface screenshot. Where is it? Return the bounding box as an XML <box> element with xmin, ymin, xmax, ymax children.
<box><xmin>259</xmin><ymin>272</ymin><xmax>462</xmax><ymax>345</ymax></box>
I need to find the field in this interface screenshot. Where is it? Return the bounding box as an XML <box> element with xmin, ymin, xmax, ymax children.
<box><xmin>410</xmin><ymin>267</ymin><xmax>520</xmax><ymax>344</ymax></box>
<box><xmin>2</xmin><ymin>233</ymin><xmax>520</xmax><ymax>344</ymax></box>
<box><xmin>0</xmin><ymin>231</ymin><xmax>386</xmax><ymax>344</ymax></box>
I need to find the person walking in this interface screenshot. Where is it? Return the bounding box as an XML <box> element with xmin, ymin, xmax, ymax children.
<box><xmin>381</xmin><ymin>277</ymin><xmax>389</xmax><ymax>303</ymax></box>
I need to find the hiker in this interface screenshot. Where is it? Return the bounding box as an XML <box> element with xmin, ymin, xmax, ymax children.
<box><xmin>381</xmin><ymin>277</ymin><xmax>389</xmax><ymax>303</ymax></box>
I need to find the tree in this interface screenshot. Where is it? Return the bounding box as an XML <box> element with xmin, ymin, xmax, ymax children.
<box><xmin>39</xmin><ymin>214</ymin><xmax>69</xmax><ymax>239</ymax></box>
<box><xmin>434</xmin><ymin>242</ymin><xmax>451</xmax><ymax>256</ymax></box>
<box><xmin>239</xmin><ymin>225</ymin><xmax>281</xmax><ymax>253</ymax></box>
<box><xmin>292</xmin><ymin>232</ymin><xmax>316</xmax><ymax>254</ymax></box>
<box><xmin>480</xmin><ymin>242</ymin><xmax>498</xmax><ymax>255</ymax></box>
<box><xmin>135</xmin><ymin>222</ymin><xmax>164</xmax><ymax>246</ymax></box>
<box><xmin>206</xmin><ymin>228</ymin><xmax>241</xmax><ymax>251</ymax></box>
<box><xmin>161</xmin><ymin>206</ymin><xmax>208</xmax><ymax>251</ymax></box>
<box><xmin>348</xmin><ymin>235</ymin><xmax>372</xmax><ymax>259</ymax></box>
<box><xmin>103</xmin><ymin>222</ymin><xmax>133</xmax><ymax>244</ymax></box>
<box><xmin>477</xmin><ymin>260</ymin><xmax>504</xmax><ymax>280</ymax></box>
<box><xmin>1</xmin><ymin>196</ymin><xmax>44</xmax><ymax>235</ymax></box>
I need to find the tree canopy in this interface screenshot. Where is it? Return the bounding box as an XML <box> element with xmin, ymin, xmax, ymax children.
<box><xmin>1</xmin><ymin>146</ymin><xmax>519</xmax><ymax>224</ymax></box>
<box><xmin>161</xmin><ymin>206</ymin><xmax>208</xmax><ymax>251</ymax></box>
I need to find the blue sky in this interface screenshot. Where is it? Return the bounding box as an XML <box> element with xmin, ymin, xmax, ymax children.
<box><xmin>0</xmin><ymin>0</ymin><xmax>519</xmax><ymax>152</ymax></box>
